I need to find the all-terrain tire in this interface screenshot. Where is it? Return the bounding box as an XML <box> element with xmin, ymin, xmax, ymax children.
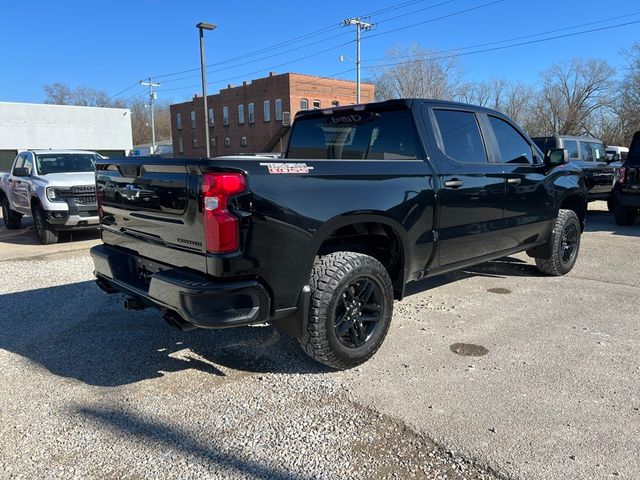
<box><xmin>2</xmin><ymin>196</ymin><xmax>22</xmax><ymax>229</ymax></box>
<box><xmin>298</xmin><ymin>252</ymin><xmax>394</xmax><ymax>370</ymax></box>
<box><xmin>613</xmin><ymin>203</ymin><xmax>638</xmax><ymax>226</ymax></box>
<box><xmin>535</xmin><ymin>209</ymin><xmax>581</xmax><ymax>276</ymax></box>
<box><xmin>33</xmin><ymin>204</ymin><xmax>59</xmax><ymax>245</ymax></box>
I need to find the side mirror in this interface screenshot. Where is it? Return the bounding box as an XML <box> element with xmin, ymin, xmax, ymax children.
<box><xmin>12</xmin><ymin>167</ymin><xmax>30</xmax><ymax>177</ymax></box>
<box><xmin>544</xmin><ymin>148</ymin><xmax>568</xmax><ymax>167</ymax></box>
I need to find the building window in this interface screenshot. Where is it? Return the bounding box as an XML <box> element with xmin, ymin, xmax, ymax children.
<box><xmin>190</xmin><ymin>111</ymin><xmax>196</xmax><ymax>128</ymax></box>
<box><xmin>300</xmin><ymin>98</ymin><xmax>308</xmax><ymax>110</ymax></box>
<box><xmin>192</xmin><ymin>138</ymin><xmax>197</xmax><ymax>148</ymax></box>
<box><xmin>241</xmin><ymin>136</ymin><xmax>247</xmax><ymax>147</ymax></box>
<box><xmin>176</xmin><ymin>113</ymin><xmax>182</xmax><ymax>130</ymax></box>
<box><xmin>224</xmin><ymin>137</ymin><xmax>230</xmax><ymax>148</ymax></box>
<box><xmin>248</xmin><ymin>103</ymin><xmax>255</xmax><ymax>123</ymax></box>
<box><xmin>208</xmin><ymin>108</ymin><xmax>214</xmax><ymax>126</ymax></box>
<box><xmin>313</xmin><ymin>99</ymin><xmax>321</xmax><ymax>109</ymax></box>
<box><xmin>332</xmin><ymin>100</ymin><xmax>340</xmax><ymax>107</ymax></box>
<box><xmin>263</xmin><ymin>100</ymin><xmax>271</xmax><ymax>122</ymax></box>
<box><xmin>210</xmin><ymin>137</ymin><xmax>216</xmax><ymax>147</ymax></box>
<box><xmin>238</xmin><ymin>104</ymin><xmax>245</xmax><ymax>124</ymax></box>
<box><xmin>178</xmin><ymin>136</ymin><xmax>184</xmax><ymax>153</ymax></box>
<box><xmin>223</xmin><ymin>106</ymin><xmax>229</xmax><ymax>126</ymax></box>
<box><xmin>275</xmin><ymin>99</ymin><xmax>282</xmax><ymax>121</ymax></box>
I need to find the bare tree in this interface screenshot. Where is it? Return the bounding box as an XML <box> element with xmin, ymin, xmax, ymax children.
<box><xmin>373</xmin><ymin>44</ymin><xmax>470</xmax><ymax>101</ymax></box>
<box><xmin>128</xmin><ymin>98</ymin><xmax>172</xmax><ymax>146</ymax></box>
<box><xmin>44</xmin><ymin>83</ymin><xmax>112</xmax><ymax>107</ymax></box>
<box><xmin>616</xmin><ymin>42</ymin><xmax>640</xmax><ymax>146</ymax></box>
<box><xmin>526</xmin><ymin>59</ymin><xmax>615</xmax><ymax>137</ymax></box>
<box><xmin>466</xmin><ymin>78</ymin><xmax>535</xmax><ymax>126</ymax></box>
<box><xmin>43</xmin><ymin>82</ymin><xmax>171</xmax><ymax>146</ymax></box>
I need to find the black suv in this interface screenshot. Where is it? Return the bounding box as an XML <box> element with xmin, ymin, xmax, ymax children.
<box><xmin>612</xmin><ymin>131</ymin><xmax>640</xmax><ymax>225</ymax></box>
<box><xmin>532</xmin><ymin>135</ymin><xmax>615</xmax><ymax>205</ymax></box>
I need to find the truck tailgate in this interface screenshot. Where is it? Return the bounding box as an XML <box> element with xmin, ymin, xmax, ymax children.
<box><xmin>96</xmin><ymin>157</ymin><xmax>207</xmax><ymax>273</ymax></box>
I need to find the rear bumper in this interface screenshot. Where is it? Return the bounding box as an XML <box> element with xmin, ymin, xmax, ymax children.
<box><xmin>90</xmin><ymin>244</ymin><xmax>271</xmax><ymax>329</ymax></box>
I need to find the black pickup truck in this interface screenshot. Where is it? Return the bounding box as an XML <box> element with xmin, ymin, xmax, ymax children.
<box><xmin>612</xmin><ymin>130</ymin><xmax>640</xmax><ymax>225</ymax></box>
<box><xmin>91</xmin><ymin>99</ymin><xmax>587</xmax><ymax>369</ymax></box>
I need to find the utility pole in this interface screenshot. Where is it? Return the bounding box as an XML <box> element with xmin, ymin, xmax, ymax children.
<box><xmin>140</xmin><ymin>78</ymin><xmax>160</xmax><ymax>154</ymax></box>
<box><xmin>343</xmin><ymin>17</ymin><xmax>373</xmax><ymax>103</ymax></box>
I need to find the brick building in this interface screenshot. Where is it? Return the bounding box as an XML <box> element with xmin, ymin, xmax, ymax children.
<box><xmin>169</xmin><ymin>72</ymin><xmax>375</xmax><ymax>157</ymax></box>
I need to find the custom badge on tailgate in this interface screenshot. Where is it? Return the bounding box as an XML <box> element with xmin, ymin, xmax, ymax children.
<box><xmin>259</xmin><ymin>162</ymin><xmax>314</xmax><ymax>174</ymax></box>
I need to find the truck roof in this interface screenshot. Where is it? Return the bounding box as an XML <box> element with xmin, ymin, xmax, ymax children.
<box><xmin>22</xmin><ymin>149</ymin><xmax>99</xmax><ymax>155</ymax></box>
<box><xmin>293</xmin><ymin>98</ymin><xmax>513</xmax><ymax>120</ymax></box>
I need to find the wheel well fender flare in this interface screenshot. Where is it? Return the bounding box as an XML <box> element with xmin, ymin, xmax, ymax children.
<box><xmin>305</xmin><ymin>212</ymin><xmax>412</xmax><ymax>296</ymax></box>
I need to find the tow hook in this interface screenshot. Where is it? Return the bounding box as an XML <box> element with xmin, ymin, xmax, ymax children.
<box><xmin>123</xmin><ymin>296</ymin><xmax>145</xmax><ymax>311</ymax></box>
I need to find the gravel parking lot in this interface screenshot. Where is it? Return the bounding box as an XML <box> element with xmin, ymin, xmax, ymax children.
<box><xmin>0</xmin><ymin>203</ymin><xmax>638</xmax><ymax>479</ymax></box>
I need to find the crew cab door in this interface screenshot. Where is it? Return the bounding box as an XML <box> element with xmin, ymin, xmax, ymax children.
<box><xmin>481</xmin><ymin>114</ymin><xmax>555</xmax><ymax>249</ymax></box>
<box><xmin>425</xmin><ymin>107</ymin><xmax>506</xmax><ymax>267</ymax></box>
<box><xmin>8</xmin><ymin>153</ymin><xmax>32</xmax><ymax>214</ymax></box>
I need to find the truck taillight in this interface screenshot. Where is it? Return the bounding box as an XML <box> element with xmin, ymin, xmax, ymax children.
<box><xmin>202</xmin><ymin>173</ymin><xmax>246</xmax><ymax>253</ymax></box>
<box><xmin>617</xmin><ymin>167</ymin><xmax>627</xmax><ymax>185</ymax></box>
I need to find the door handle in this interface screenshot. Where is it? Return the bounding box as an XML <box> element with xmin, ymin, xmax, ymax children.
<box><xmin>444</xmin><ymin>179</ymin><xmax>464</xmax><ymax>189</ymax></box>
<box><xmin>507</xmin><ymin>178</ymin><xmax>522</xmax><ymax>186</ymax></box>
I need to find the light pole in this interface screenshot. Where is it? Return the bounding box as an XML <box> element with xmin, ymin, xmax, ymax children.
<box><xmin>197</xmin><ymin>22</ymin><xmax>217</xmax><ymax>158</ymax></box>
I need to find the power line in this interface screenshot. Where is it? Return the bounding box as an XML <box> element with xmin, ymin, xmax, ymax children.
<box><xmin>364</xmin><ymin>10</ymin><xmax>640</xmax><ymax>63</ymax></box>
<box><xmin>374</xmin><ymin>0</ymin><xmax>459</xmax><ymax>25</ymax></box>
<box><xmin>115</xmin><ymin>0</ymin><xmax>462</xmax><ymax>92</ymax></box>
<box><xmin>106</xmin><ymin>82</ymin><xmax>142</xmax><ymax>101</ymax></box>
<box><xmin>363</xmin><ymin>18</ymin><xmax>640</xmax><ymax>70</ymax></box>
<box><xmin>160</xmin><ymin>41</ymin><xmax>356</xmax><ymax>94</ymax></box>
<box><xmin>365</xmin><ymin>0</ymin><xmax>506</xmax><ymax>39</ymax></box>
<box><xmin>160</xmin><ymin>34</ymin><xmax>354</xmax><ymax>86</ymax></box>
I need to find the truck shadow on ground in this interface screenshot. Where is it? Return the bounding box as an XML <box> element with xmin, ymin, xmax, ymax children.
<box><xmin>74</xmin><ymin>406</ymin><xmax>314</xmax><ymax>480</ymax></box>
<box><xmin>0</xmin><ymin>220</ymin><xmax>100</xmax><ymax>245</ymax></box>
<box><xmin>0</xmin><ymin>281</ymin><xmax>327</xmax><ymax>387</ymax></box>
<box><xmin>585</xmin><ymin>210</ymin><xmax>640</xmax><ymax>237</ymax></box>
<box><xmin>1</xmin><ymin>255</ymin><xmax>541</xmax><ymax>387</ymax></box>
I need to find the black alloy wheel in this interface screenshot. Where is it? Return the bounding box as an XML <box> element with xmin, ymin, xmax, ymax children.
<box><xmin>560</xmin><ymin>221</ymin><xmax>579</xmax><ymax>266</ymax></box>
<box><xmin>298</xmin><ymin>251</ymin><xmax>394</xmax><ymax>370</ymax></box>
<box><xmin>334</xmin><ymin>277</ymin><xmax>383</xmax><ymax>349</ymax></box>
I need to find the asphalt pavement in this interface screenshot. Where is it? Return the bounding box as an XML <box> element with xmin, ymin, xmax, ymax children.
<box><xmin>0</xmin><ymin>202</ymin><xmax>638</xmax><ymax>479</ymax></box>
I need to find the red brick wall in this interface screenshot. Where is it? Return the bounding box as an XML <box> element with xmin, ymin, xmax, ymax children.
<box><xmin>170</xmin><ymin>72</ymin><xmax>375</xmax><ymax>157</ymax></box>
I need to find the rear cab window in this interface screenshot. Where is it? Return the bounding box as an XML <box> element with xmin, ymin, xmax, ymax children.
<box><xmin>432</xmin><ymin>109</ymin><xmax>487</xmax><ymax>164</ymax></box>
<box><xmin>286</xmin><ymin>107</ymin><xmax>420</xmax><ymax>160</ymax></box>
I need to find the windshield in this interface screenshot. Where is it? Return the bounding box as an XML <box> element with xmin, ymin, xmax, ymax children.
<box><xmin>286</xmin><ymin>109</ymin><xmax>420</xmax><ymax>160</ymax></box>
<box><xmin>35</xmin><ymin>154</ymin><xmax>96</xmax><ymax>175</ymax></box>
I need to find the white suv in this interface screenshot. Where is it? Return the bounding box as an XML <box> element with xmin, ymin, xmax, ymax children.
<box><xmin>0</xmin><ymin>150</ymin><xmax>99</xmax><ymax>244</ymax></box>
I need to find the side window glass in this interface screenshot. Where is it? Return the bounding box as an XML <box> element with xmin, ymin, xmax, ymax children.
<box><xmin>433</xmin><ymin>110</ymin><xmax>487</xmax><ymax>164</ymax></box>
<box><xmin>589</xmin><ymin>142</ymin><xmax>605</xmax><ymax>162</ymax></box>
<box><xmin>580</xmin><ymin>141</ymin><xmax>594</xmax><ymax>162</ymax></box>
<box><xmin>23</xmin><ymin>155</ymin><xmax>33</xmax><ymax>174</ymax></box>
<box><xmin>488</xmin><ymin>116</ymin><xmax>532</xmax><ymax>164</ymax></box>
<box><xmin>563</xmin><ymin>140</ymin><xmax>579</xmax><ymax>159</ymax></box>
<box><xmin>13</xmin><ymin>155</ymin><xmax>25</xmax><ymax>171</ymax></box>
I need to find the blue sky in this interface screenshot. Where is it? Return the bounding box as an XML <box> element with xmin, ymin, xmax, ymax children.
<box><xmin>1</xmin><ymin>0</ymin><xmax>638</xmax><ymax>105</ymax></box>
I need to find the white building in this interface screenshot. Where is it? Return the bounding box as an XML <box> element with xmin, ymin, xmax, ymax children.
<box><xmin>0</xmin><ymin>102</ymin><xmax>133</xmax><ymax>170</ymax></box>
